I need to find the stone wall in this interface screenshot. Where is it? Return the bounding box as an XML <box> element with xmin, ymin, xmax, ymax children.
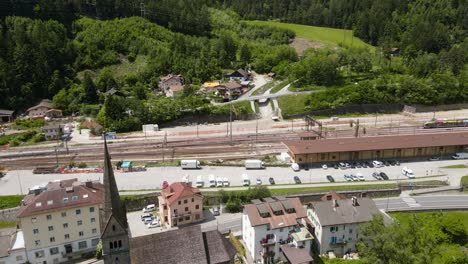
<box><xmin>284</xmin><ymin>104</ymin><xmax>403</xmax><ymax>119</ymax></box>
<box><xmin>122</xmin><ymin>193</ymin><xmax>160</xmax><ymax>212</ymax></box>
<box><xmin>0</xmin><ymin>207</ymin><xmax>19</xmax><ymax>222</ymax></box>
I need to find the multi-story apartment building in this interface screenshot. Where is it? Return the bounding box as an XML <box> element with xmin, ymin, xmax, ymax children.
<box><xmin>242</xmin><ymin>197</ymin><xmax>313</xmax><ymax>264</ymax></box>
<box><xmin>158</xmin><ymin>182</ymin><xmax>204</xmax><ymax>227</ymax></box>
<box><xmin>17</xmin><ymin>178</ymin><xmax>104</xmax><ymax>264</ymax></box>
<box><xmin>307</xmin><ymin>193</ymin><xmax>382</xmax><ymax>257</ymax></box>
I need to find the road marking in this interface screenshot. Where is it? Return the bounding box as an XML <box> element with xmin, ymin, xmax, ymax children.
<box><xmin>402</xmin><ymin>197</ymin><xmax>421</xmax><ymax>207</ymax></box>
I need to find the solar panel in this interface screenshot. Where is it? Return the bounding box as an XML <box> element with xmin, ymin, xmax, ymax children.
<box><xmin>251</xmin><ymin>199</ymin><xmax>262</xmax><ymax>205</ymax></box>
<box><xmin>256</xmin><ymin>204</ymin><xmax>269</xmax><ymax>216</ymax></box>
<box><xmin>281</xmin><ymin>200</ymin><xmax>295</xmax><ymax>213</ymax></box>
<box><xmin>269</xmin><ymin>202</ymin><xmax>284</xmax><ymax>215</ymax></box>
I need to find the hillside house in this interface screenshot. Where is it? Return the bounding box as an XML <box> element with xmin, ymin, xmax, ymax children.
<box><xmin>159</xmin><ymin>74</ymin><xmax>184</xmax><ymax>93</ymax></box>
<box><xmin>226</xmin><ymin>69</ymin><xmax>249</xmax><ymax>82</ymax></box>
<box><xmin>26</xmin><ymin>100</ymin><xmax>55</xmax><ymax>118</ymax></box>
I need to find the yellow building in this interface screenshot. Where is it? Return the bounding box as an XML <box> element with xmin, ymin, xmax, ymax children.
<box><xmin>158</xmin><ymin>182</ymin><xmax>204</xmax><ymax>228</ymax></box>
<box><xmin>17</xmin><ymin>179</ymin><xmax>104</xmax><ymax>264</ymax></box>
<box><xmin>285</xmin><ymin>132</ymin><xmax>468</xmax><ymax>165</ymax></box>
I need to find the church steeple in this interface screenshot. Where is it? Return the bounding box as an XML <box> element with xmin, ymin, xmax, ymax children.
<box><xmin>102</xmin><ymin>136</ymin><xmax>127</xmax><ymax>228</ymax></box>
<box><xmin>100</xmin><ymin>135</ymin><xmax>130</xmax><ymax>264</ymax></box>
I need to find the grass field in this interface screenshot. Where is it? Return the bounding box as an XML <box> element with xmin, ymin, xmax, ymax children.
<box><xmin>390</xmin><ymin>211</ymin><xmax>468</xmax><ymax>233</ymax></box>
<box><xmin>0</xmin><ymin>195</ymin><xmax>24</xmax><ymax>210</ymax></box>
<box><xmin>441</xmin><ymin>164</ymin><xmax>468</xmax><ymax>169</ymax></box>
<box><xmin>106</xmin><ymin>55</ymin><xmax>148</xmax><ymax>78</ymax></box>
<box><xmin>269</xmin><ymin>183</ymin><xmax>399</xmax><ymax>196</ymax></box>
<box><xmin>277</xmin><ymin>93</ymin><xmax>310</xmax><ymax>117</ymax></box>
<box><xmin>245</xmin><ymin>20</ymin><xmax>374</xmax><ymax>50</ymax></box>
<box><xmin>270</xmin><ymin>80</ymin><xmax>289</xmax><ymax>94</ymax></box>
<box><xmin>0</xmin><ymin>221</ymin><xmax>16</xmax><ymax>229</ymax></box>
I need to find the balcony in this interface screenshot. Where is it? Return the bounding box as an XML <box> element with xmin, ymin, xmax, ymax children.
<box><xmin>290</xmin><ymin>225</ymin><xmax>313</xmax><ymax>243</ymax></box>
<box><xmin>329</xmin><ymin>238</ymin><xmax>347</xmax><ymax>246</ymax></box>
<box><xmin>260</xmin><ymin>235</ymin><xmax>276</xmax><ymax>246</ymax></box>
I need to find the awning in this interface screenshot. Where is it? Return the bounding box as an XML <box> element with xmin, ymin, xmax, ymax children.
<box><xmin>280</xmin><ymin>245</ymin><xmax>313</xmax><ymax>264</ymax></box>
<box><xmin>121</xmin><ymin>161</ymin><xmax>133</xmax><ymax>168</ymax></box>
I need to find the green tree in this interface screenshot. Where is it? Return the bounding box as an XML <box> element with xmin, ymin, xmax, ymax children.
<box><xmin>239</xmin><ymin>43</ymin><xmax>251</xmax><ymax>67</ymax></box>
<box><xmin>82</xmin><ymin>72</ymin><xmax>98</xmax><ymax>103</ymax></box>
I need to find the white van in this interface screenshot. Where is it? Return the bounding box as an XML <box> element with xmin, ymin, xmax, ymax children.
<box><xmin>142</xmin><ymin>204</ymin><xmax>155</xmax><ymax>213</ymax></box>
<box><xmin>195</xmin><ymin>175</ymin><xmax>204</xmax><ymax>188</ymax></box>
<box><xmin>402</xmin><ymin>167</ymin><xmax>415</xmax><ymax>178</ymax></box>
<box><xmin>223</xmin><ymin>177</ymin><xmax>230</xmax><ymax>187</ymax></box>
<box><xmin>216</xmin><ymin>177</ymin><xmax>223</xmax><ymax>187</ymax></box>
<box><xmin>208</xmin><ymin>175</ymin><xmax>216</xmax><ymax>187</ymax></box>
<box><xmin>373</xmin><ymin>160</ymin><xmax>383</xmax><ymax>168</ymax></box>
<box><xmin>242</xmin><ymin>174</ymin><xmax>250</xmax><ymax>186</ymax></box>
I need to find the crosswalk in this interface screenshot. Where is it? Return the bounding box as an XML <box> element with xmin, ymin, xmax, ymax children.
<box><xmin>401</xmin><ymin>197</ymin><xmax>421</xmax><ymax>207</ymax></box>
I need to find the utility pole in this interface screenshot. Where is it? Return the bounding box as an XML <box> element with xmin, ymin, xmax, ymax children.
<box><xmin>230</xmin><ymin>103</ymin><xmax>233</xmax><ymax>145</ymax></box>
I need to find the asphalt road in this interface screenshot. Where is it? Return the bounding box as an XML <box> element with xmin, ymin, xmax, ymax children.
<box><xmin>374</xmin><ymin>195</ymin><xmax>468</xmax><ymax>212</ymax></box>
<box><xmin>1</xmin><ymin>159</ymin><xmax>466</xmax><ymax>195</ymax></box>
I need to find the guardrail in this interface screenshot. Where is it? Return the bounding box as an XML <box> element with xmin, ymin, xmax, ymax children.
<box><xmin>385</xmin><ymin>205</ymin><xmax>468</xmax><ymax>213</ymax></box>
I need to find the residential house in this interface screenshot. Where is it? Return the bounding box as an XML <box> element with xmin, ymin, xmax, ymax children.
<box><xmin>159</xmin><ymin>74</ymin><xmax>184</xmax><ymax>92</ymax></box>
<box><xmin>226</xmin><ymin>69</ymin><xmax>249</xmax><ymax>82</ymax></box>
<box><xmin>0</xmin><ymin>109</ymin><xmax>14</xmax><ymax>123</ymax></box>
<box><xmin>45</xmin><ymin>109</ymin><xmax>63</xmax><ymax>119</ymax></box>
<box><xmin>42</xmin><ymin>124</ymin><xmax>63</xmax><ymax>140</ymax></box>
<box><xmin>26</xmin><ymin>100</ymin><xmax>54</xmax><ymax>118</ymax></box>
<box><xmin>217</xmin><ymin>82</ymin><xmax>243</xmax><ymax>98</ymax></box>
<box><xmin>201</xmin><ymin>80</ymin><xmax>222</xmax><ymax>93</ymax></box>
<box><xmin>17</xmin><ymin>178</ymin><xmax>104</xmax><ymax>264</ymax></box>
<box><xmin>307</xmin><ymin>193</ymin><xmax>383</xmax><ymax>257</ymax></box>
<box><xmin>158</xmin><ymin>182</ymin><xmax>204</xmax><ymax>227</ymax></box>
<box><xmin>242</xmin><ymin>197</ymin><xmax>313</xmax><ymax>264</ymax></box>
<box><xmin>165</xmin><ymin>84</ymin><xmax>186</xmax><ymax>97</ymax></box>
<box><xmin>0</xmin><ymin>229</ymin><xmax>27</xmax><ymax>264</ymax></box>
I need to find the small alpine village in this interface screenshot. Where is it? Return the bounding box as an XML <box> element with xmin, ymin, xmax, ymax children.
<box><xmin>0</xmin><ymin>1</ymin><xmax>468</xmax><ymax>264</ymax></box>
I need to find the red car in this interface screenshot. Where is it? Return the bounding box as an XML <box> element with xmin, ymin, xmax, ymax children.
<box><xmin>162</xmin><ymin>181</ymin><xmax>169</xmax><ymax>189</ymax></box>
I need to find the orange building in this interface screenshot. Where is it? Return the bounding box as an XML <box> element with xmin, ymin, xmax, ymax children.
<box><xmin>158</xmin><ymin>182</ymin><xmax>204</xmax><ymax>227</ymax></box>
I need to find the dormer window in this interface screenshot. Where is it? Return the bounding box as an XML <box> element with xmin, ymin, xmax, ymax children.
<box><xmin>72</xmin><ymin>196</ymin><xmax>78</xmax><ymax>201</ymax></box>
<box><xmin>35</xmin><ymin>202</ymin><xmax>42</xmax><ymax>207</ymax></box>
<box><xmin>63</xmin><ymin>197</ymin><xmax>69</xmax><ymax>202</ymax></box>
<box><xmin>83</xmin><ymin>194</ymin><xmax>88</xmax><ymax>199</ymax></box>
<box><xmin>47</xmin><ymin>200</ymin><xmax>53</xmax><ymax>205</ymax></box>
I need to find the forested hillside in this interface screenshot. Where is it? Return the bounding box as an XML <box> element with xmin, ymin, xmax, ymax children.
<box><xmin>0</xmin><ymin>0</ymin><xmax>467</xmax><ymax>132</ymax></box>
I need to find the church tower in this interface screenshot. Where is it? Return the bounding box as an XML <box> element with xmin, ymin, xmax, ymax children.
<box><xmin>100</xmin><ymin>137</ymin><xmax>130</xmax><ymax>263</ymax></box>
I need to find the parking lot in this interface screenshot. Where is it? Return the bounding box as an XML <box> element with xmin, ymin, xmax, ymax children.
<box><xmin>0</xmin><ymin>159</ymin><xmax>466</xmax><ymax>195</ymax></box>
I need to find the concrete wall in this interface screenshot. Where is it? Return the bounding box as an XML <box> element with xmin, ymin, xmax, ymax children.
<box><xmin>0</xmin><ymin>207</ymin><xmax>19</xmax><ymax>222</ymax></box>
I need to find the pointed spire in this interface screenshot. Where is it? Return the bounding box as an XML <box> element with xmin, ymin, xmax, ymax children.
<box><xmin>102</xmin><ymin>134</ymin><xmax>127</xmax><ymax>229</ymax></box>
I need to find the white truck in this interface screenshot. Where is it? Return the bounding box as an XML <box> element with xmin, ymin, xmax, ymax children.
<box><xmin>452</xmin><ymin>153</ymin><xmax>468</xmax><ymax>160</ymax></box>
<box><xmin>181</xmin><ymin>160</ymin><xmax>201</xmax><ymax>169</ymax></box>
<box><xmin>245</xmin><ymin>159</ymin><xmax>265</xmax><ymax>169</ymax></box>
<box><xmin>242</xmin><ymin>174</ymin><xmax>250</xmax><ymax>186</ymax></box>
<box><xmin>402</xmin><ymin>167</ymin><xmax>415</xmax><ymax>179</ymax></box>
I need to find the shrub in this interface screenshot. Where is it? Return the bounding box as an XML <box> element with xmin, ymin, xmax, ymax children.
<box><xmin>77</xmin><ymin>162</ymin><xmax>88</xmax><ymax>168</ymax></box>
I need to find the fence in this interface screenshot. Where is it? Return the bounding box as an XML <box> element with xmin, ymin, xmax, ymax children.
<box><xmin>410</xmin><ymin>103</ymin><xmax>468</xmax><ymax>113</ymax></box>
<box><xmin>283</xmin><ymin>104</ymin><xmax>403</xmax><ymax>119</ymax></box>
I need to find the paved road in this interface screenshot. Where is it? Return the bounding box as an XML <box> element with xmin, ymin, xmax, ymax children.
<box><xmin>1</xmin><ymin>159</ymin><xmax>466</xmax><ymax>195</ymax></box>
<box><xmin>374</xmin><ymin>195</ymin><xmax>468</xmax><ymax>212</ymax></box>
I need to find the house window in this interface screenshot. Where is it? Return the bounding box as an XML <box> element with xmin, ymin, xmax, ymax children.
<box><xmin>349</xmin><ymin>229</ymin><xmax>353</xmax><ymax>234</ymax></box>
<box><xmin>92</xmin><ymin>228</ymin><xmax>97</xmax><ymax>234</ymax></box>
<box><xmin>50</xmin><ymin>237</ymin><xmax>55</xmax><ymax>242</ymax></box>
<box><xmin>34</xmin><ymin>240</ymin><xmax>41</xmax><ymax>246</ymax></box>
<box><xmin>48</xmin><ymin>226</ymin><xmax>54</xmax><ymax>231</ymax></box>
<box><xmin>76</xmin><ymin>209</ymin><xmax>81</xmax><ymax>215</ymax></box>
<box><xmin>72</xmin><ymin>196</ymin><xmax>78</xmax><ymax>201</ymax></box>
<box><xmin>266</xmin><ymin>225</ymin><xmax>271</xmax><ymax>231</ymax></box>
<box><xmin>63</xmin><ymin>197</ymin><xmax>68</xmax><ymax>202</ymax></box>
<box><xmin>330</xmin><ymin>237</ymin><xmax>337</xmax><ymax>244</ymax></box>
<box><xmin>50</xmin><ymin>247</ymin><xmax>59</xmax><ymax>255</ymax></box>
<box><xmin>178</xmin><ymin>201</ymin><xmax>181</xmax><ymax>205</ymax></box>
<box><xmin>33</xmin><ymin>229</ymin><xmax>39</xmax><ymax>234</ymax></box>
<box><xmin>178</xmin><ymin>217</ymin><xmax>183</xmax><ymax>222</ymax></box>
<box><xmin>35</xmin><ymin>250</ymin><xmax>45</xmax><ymax>258</ymax></box>
<box><xmin>78</xmin><ymin>241</ymin><xmax>87</xmax><ymax>249</ymax></box>
<box><xmin>321</xmin><ymin>154</ymin><xmax>326</xmax><ymax>160</ymax></box>
<box><xmin>195</xmin><ymin>205</ymin><xmax>199</xmax><ymax>209</ymax></box>
<box><xmin>163</xmin><ymin>205</ymin><xmax>167</xmax><ymax>210</ymax></box>
<box><xmin>110</xmin><ymin>242</ymin><xmax>113</xmax><ymax>249</ymax></box>
<box><xmin>61</xmin><ymin>212</ymin><xmax>67</xmax><ymax>217</ymax></box>
<box><xmin>185</xmin><ymin>216</ymin><xmax>190</xmax><ymax>221</ymax></box>
<box><xmin>79</xmin><ymin>231</ymin><xmax>84</xmax><ymax>236</ymax></box>
<box><xmin>46</xmin><ymin>215</ymin><xmax>52</xmax><ymax>220</ymax></box>
<box><xmin>91</xmin><ymin>238</ymin><xmax>99</xmax><ymax>246</ymax></box>
<box><xmin>184</xmin><ymin>199</ymin><xmax>187</xmax><ymax>204</ymax></box>
<box><xmin>195</xmin><ymin>214</ymin><xmax>200</xmax><ymax>220</ymax></box>
<box><xmin>112</xmin><ymin>225</ymin><xmax>116</xmax><ymax>231</ymax></box>
<box><xmin>31</xmin><ymin>217</ymin><xmax>37</xmax><ymax>223</ymax></box>
<box><xmin>330</xmin><ymin>226</ymin><xmax>338</xmax><ymax>232</ymax></box>
<box><xmin>64</xmin><ymin>234</ymin><xmax>70</xmax><ymax>239</ymax></box>
<box><xmin>91</xmin><ymin>217</ymin><xmax>96</xmax><ymax>223</ymax></box>
<box><xmin>63</xmin><ymin>223</ymin><xmax>68</xmax><ymax>228</ymax></box>
<box><xmin>90</xmin><ymin>207</ymin><xmax>95</xmax><ymax>213</ymax></box>
<box><xmin>191</xmin><ymin>198</ymin><xmax>194</xmax><ymax>202</ymax></box>
<box><xmin>185</xmin><ymin>207</ymin><xmax>188</xmax><ymax>211</ymax></box>
<box><xmin>118</xmin><ymin>240</ymin><xmax>122</xmax><ymax>248</ymax></box>
<box><xmin>77</xmin><ymin>220</ymin><xmax>83</xmax><ymax>226</ymax></box>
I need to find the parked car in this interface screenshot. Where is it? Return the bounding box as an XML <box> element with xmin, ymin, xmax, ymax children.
<box><xmin>356</xmin><ymin>162</ymin><xmax>362</xmax><ymax>168</ymax></box>
<box><xmin>350</xmin><ymin>162</ymin><xmax>356</xmax><ymax>169</ymax></box>
<box><xmin>351</xmin><ymin>174</ymin><xmax>359</xmax><ymax>181</ymax></box>
<box><xmin>344</xmin><ymin>174</ymin><xmax>352</xmax><ymax>181</ymax></box>
<box><xmin>392</xmin><ymin>160</ymin><xmax>400</xmax><ymax>166</ymax></box>
<box><xmin>269</xmin><ymin>177</ymin><xmax>275</xmax><ymax>185</ymax></box>
<box><xmin>213</xmin><ymin>207</ymin><xmax>220</xmax><ymax>216</ymax></box>
<box><xmin>293</xmin><ymin>176</ymin><xmax>301</xmax><ymax>184</ymax></box>
<box><xmin>339</xmin><ymin>162</ymin><xmax>346</xmax><ymax>169</ymax></box>
<box><xmin>372</xmin><ymin>172</ymin><xmax>382</xmax><ymax>180</ymax></box>
<box><xmin>256</xmin><ymin>178</ymin><xmax>262</xmax><ymax>185</ymax></box>
<box><xmin>326</xmin><ymin>175</ymin><xmax>335</xmax><ymax>182</ymax></box>
<box><xmin>291</xmin><ymin>163</ymin><xmax>300</xmax><ymax>171</ymax></box>
<box><xmin>379</xmin><ymin>172</ymin><xmax>389</xmax><ymax>180</ymax></box>
<box><xmin>366</xmin><ymin>161</ymin><xmax>374</xmax><ymax>168</ymax></box>
<box><xmin>147</xmin><ymin>220</ymin><xmax>160</xmax><ymax>228</ymax></box>
<box><xmin>141</xmin><ymin>213</ymin><xmax>153</xmax><ymax>220</ymax></box>
<box><xmin>362</xmin><ymin>162</ymin><xmax>368</xmax><ymax>168</ymax></box>
<box><xmin>357</xmin><ymin>173</ymin><xmax>365</xmax><ymax>181</ymax></box>
<box><xmin>322</xmin><ymin>164</ymin><xmax>328</xmax><ymax>169</ymax></box>
<box><xmin>428</xmin><ymin>156</ymin><xmax>440</xmax><ymax>161</ymax></box>
<box><xmin>143</xmin><ymin>217</ymin><xmax>154</xmax><ymax>224</ymax></box>
<box><xmin>333</xmin><ymin>164</ymin><xmax>339</xmax><ymax>169</ymax></box>
<box><xmin>223</xmin><ymin>177</ymin><xmax>230</xmax><ymax>187</ymax></box>
<box><xmin>384</xmin><ymin>160</ymin><xmax>391</xmax><ymax>166</ymax></box>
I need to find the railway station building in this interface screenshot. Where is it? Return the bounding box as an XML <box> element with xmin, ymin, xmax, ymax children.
<box><xmin>285</xmin><ymin>132</ymin><xmax>468</xmax><ymax>165</ymax></box>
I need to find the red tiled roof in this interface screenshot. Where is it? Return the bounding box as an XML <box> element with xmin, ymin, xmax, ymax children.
<box><xmin>17</xmin><ymin>179</ymin><xmax>104</xmax><ymax>218</ymax></box>
<box><xmin>285</xmin><ymin>132</ymin><xmax>468</xmax><ymax>154</ymax></box>
<box><xmin>244</xmin><ymin>197</ymin><xmax>307</xmax><ymax>229</ymax></box>
<box><xmin>320</xmin><ymin>191</ymin><xmax>345</xmax><ymax>201</ymax></box>
<box><xmin>161</xmin><ymin>182</ymin><xmax>202</xmax><ymax>206</ymax></box>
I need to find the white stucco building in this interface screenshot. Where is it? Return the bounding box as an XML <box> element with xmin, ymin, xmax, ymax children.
<box><xmin>307</xmin><ymin>192</ymin><xmax>383</xmax><ymax>257</ymax></box>
<box><xmin>0</xmin><ymin>229</ymin><xmax>27</xmax><ymax>264</ymax></box>
<box><xmin>242</xmin><ymin>197</ymin><xmax>313</xmax><ymax>264</ymax></box>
